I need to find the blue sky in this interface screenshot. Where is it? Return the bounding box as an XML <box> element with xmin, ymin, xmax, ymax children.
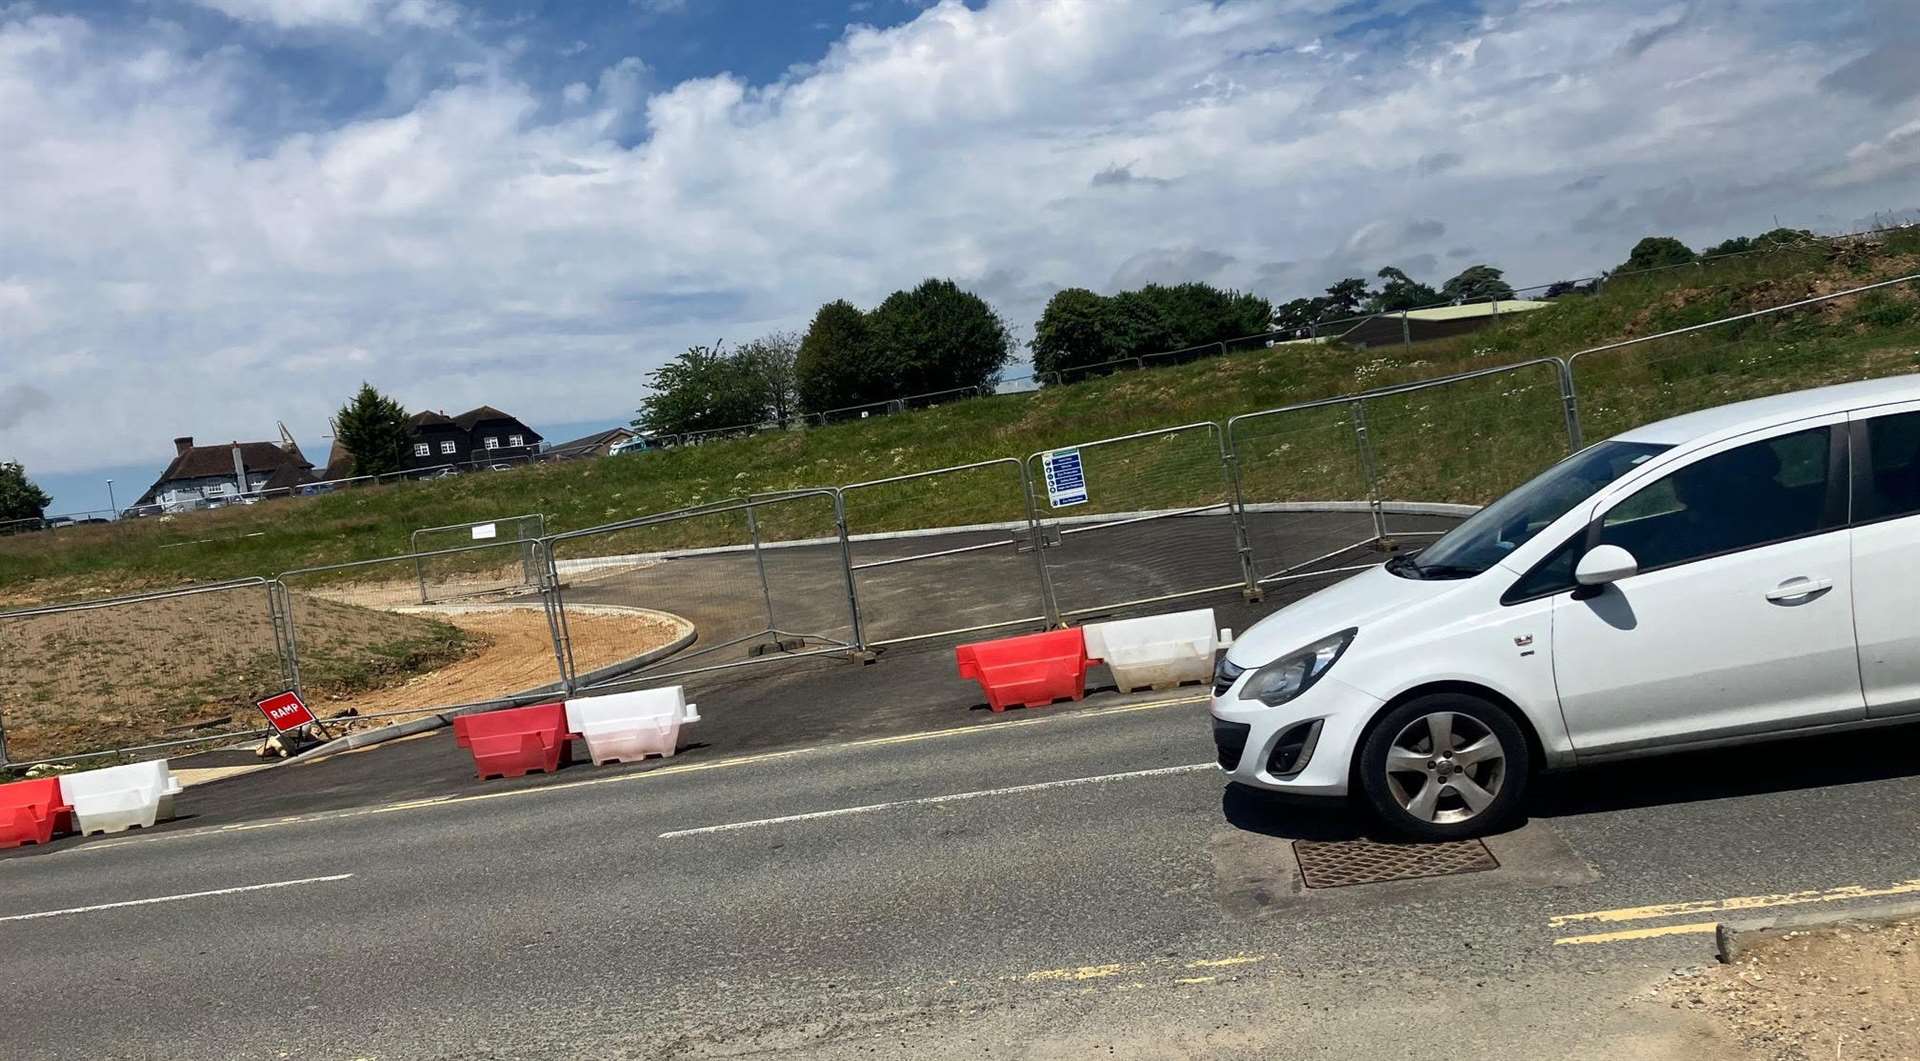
<box><xmin>4</xmin><ymin>0</ymin><xmax>1917</xmax><ymax>514</ymax></box>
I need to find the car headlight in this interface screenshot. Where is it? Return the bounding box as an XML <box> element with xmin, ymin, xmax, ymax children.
<box><xmin>1238</xmin><ymin>628</ymin><xmax>1357</xmax><ymax>707</ymax></box>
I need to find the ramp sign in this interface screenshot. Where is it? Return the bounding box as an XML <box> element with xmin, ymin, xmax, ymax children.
<box><xmin>1042</xmin><ymin>448</ymin><xmax>1088</xmax><ymax>508</ymax></box>
<box><xmin>256</xmin><ymin>690</ymin><xmax>317</xmax><ymax>733</ymax></box>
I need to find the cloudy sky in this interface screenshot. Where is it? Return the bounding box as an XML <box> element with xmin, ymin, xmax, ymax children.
<box><xmin>2</xmin><ymin>0</ymin><xmax>1914</xmax><ymax>512</ymax></box>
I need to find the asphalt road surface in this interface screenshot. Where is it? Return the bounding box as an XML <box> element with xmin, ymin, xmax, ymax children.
<box><xmin>7</xmin><ymin>508</ymin><xmax>1919</xmax><ymax>1058</ymax></box>
<box><xmin>6</xmin><ymin>691</ymin><xmax>1920</xmax><ymax>1058</ymax></box>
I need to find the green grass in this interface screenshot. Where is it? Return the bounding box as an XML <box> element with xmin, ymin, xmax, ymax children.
<box><xmin>6</xmin><ymin>230</ymin><xmax>1920</xmax><ymax>605</ymax></box>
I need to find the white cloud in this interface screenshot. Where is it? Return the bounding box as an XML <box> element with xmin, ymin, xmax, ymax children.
<box><xmin>0</xmin><ymin>0</ymin><xmax>1914</xmax><ymax>478</ymax></box>
<box><xmin>190</xmin><ymin>0</ymin><xmax>458</xmax><ymax>30</ymax></box>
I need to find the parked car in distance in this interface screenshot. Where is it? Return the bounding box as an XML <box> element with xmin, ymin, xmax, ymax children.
<box><xmin>609</xmin><ymin>436</ymin><xmax>651</xmax><ymax>457</ymax></box>
<box><xmin>1213</xmin><ymin>375</ymin><xmax>1920</xmax><ymax>839</ymax></box>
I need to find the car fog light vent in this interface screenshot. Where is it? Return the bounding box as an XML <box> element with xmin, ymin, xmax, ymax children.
<box><xmin>1265</xmin><ymin>719</ymin><xmax>1323</xmax><ymax>778</ymax></box>
<box><xmin>1292</xmin><ymin>838</ymin><xmax>1498</xmax><ymax>889</ymax></box>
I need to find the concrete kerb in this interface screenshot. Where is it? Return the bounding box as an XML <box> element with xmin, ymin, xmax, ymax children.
<box><xmin>290</xmin><ymin>604</ymin><xmax>697</xmax><ymax>765</ymax></box>
<box><xmin>1714</xmin><ymin>897</ymin><xmax>1920</xmax><ymax>963</ymax></box>
<box><xmin>552</xmin><ymin>500</ymin><xmax>1479</xmax><ymax>576</ymax></box>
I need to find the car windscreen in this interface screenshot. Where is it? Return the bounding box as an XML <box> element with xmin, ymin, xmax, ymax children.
<box><xmin>1394</xmin><ymin>440</ymin><xmax>1672</xmax><ymax>579</ymax></box>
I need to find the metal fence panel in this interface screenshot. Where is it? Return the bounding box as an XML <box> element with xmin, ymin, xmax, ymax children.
<box><xmin>841</xmin><ymin>459</ymin><xmax>1050</xmax><ymax>647</ymax></box>
<box><xmin>1355</xmin><ymin>359</ymin><xmax>1575</xmax><ymax>541</ymax></box>
<box><xmin>0</xmin><ymin>580</ymin><xmax>282</xmax><ymax>766</ymax></box>
<box><xmin>278</xmin><ymin>541</ymin><xmax>569</xmax><ymax>732</ymax></box>
<box><xmin>1026</xmin><ymin>423</ymin><xmax>1252</xmax><ymax>619</ymax></box>
<box><xmin>547</xmin><ymin>490</ymin><xmax>859</xmax><ymax>687</ymax></box>
<box><xmin>409</xmin><ymin>514</ymin><xmax>546</xmax><ymax>604</ymax></box>
<box><xmin>1227</xmin><ymin>399</ymin><xmax>1390</xmax><ymax>586</ymax></box>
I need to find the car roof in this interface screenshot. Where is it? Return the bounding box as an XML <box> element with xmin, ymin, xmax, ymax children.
<box><xmin>1612</xmin><ymin>373</ymin><xmax>1920</xmax><ymax>446</ymax></box>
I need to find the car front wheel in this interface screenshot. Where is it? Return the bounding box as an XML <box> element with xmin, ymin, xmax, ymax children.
<box><xmin>1357</xmin><ymin>693</ymin><xmax>1530</xmax><ymax>840</ymax></box>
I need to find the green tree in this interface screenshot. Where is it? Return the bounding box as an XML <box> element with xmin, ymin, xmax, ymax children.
<box><xmin>737</xmin><ymin>330</ymin><xmax>802</xmax><ymax>423</ymax></box>
<box><xmin>1620</xmin><ymin>236</ymin><xmax>1696</xmax><ymax>273</ymax></box>
<box><xmin>332</xmin><ymin>382</ymin><xmax>412</xmax><ymax>477</ymax></box>
<box><xmin>1271</xmin><ymin>296</ymin><xmax>1328</xmax><ymax>334</ymax></box>
<box><xmin>796</xmin><ymin>299</ymin><xmax>886</xmax><ymax>413</ymax></box>
<box><xmin>1130</xmin><ymin>282</ymin><xmax>1273</xmax><ymax>347</ymax></box>
<box><xmin>1440</xmin><ymin>264</ymin><xmax>1517</xmax><ymax>303</ymax></box>
<box><xmin>864</xmin><ymin>278</ymin><xmax>1014</xmax><ymax>396</ymax></box>
<box><xmin>635</xmin><ymin>342</ymin><xmax>771</xmax><ymax>436</ymax></box>
<box><xmin>0</xmin><ymin>461</ymin><xmax>51</xmax><ymax>523</ymax></box>
<box><xmin>1370</xmin><ymin>266</ymin><xmax>1441</xmax><ymax>312</ymax></box>
<box><xmin>1031</xmin><ymin>287</ymin><xmax>1129</xmax><ymax>376</ymax></box>
<box><xmin>1320</xmin><ymin>278</ymin><xmax>1373</xmax><ymax>320</ymax></box>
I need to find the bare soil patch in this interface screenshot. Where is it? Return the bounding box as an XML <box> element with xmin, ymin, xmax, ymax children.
<box><xmin>1665</xmin><ymin>919</ymin><xmax>1920</xmax><ymax>1060</ymax></box>
<box><xmin>0</xmin><ymin>590</ymin><xmax>467</xmax><ymax>762</ymax></box>
<box><xmin>316</xmin><ymin>607</ymin><xmax>684</xmax><ymax>726</ymax></box>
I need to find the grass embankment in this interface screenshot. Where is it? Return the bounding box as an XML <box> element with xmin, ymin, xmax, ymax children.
<box><xmin>5</xmin><ymin>231</ymin><xmax>1920</xmax><ymax>605</ymax></box>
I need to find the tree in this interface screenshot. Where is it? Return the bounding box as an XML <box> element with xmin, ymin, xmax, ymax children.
<box><xmin>1370</xmin><ymin>266</ymin><xmax>1441</xmax><ymax>312</ymax></box>
<box><xmin>866</xmin><ymin>278</ymin><xmax>1015</xmax><ymax>397</ymax></box>
<box><xmin>634</xmin><ymin>342</ymin><xmax>771</xmax><ymax>437</ymax></box>
<box><xmin>1271</xmin><ymin>297</ymin><xmax>1327</xmax><ymax>335</ymax></box>
<box><xmin>737</xmin><ymin>330</ymin><xmax>801</xmax><ymax>423</ymax></box>
<box><xmin>332</xmin><ymin>383</ymin><xmax>412</xmax><ymax>477</ymax></box>
<box><xmin>1320</xmin><ymin>277</ymin><xmax>1373</xmax><ymax>320</ymax></box>
<box><xmin>1130</xmin><ymin>282</ymin><xmax>1273</xmax><ymax>347</ymax></box>
<box><xmin>0</xmin><ymin>461</ymin><xmax>51</xmax><ymax>523</ymax></box>
<box><xmin>1440</xmin><ymin>264</ymin><xmax>1516</xmax><ymax>303</ymax></box>
<box><xmin>1031</xmin><ymin>287</ymin><xmax>1132</xmax><ymax>376</ymax></box>
<box><xmin>796</xmin><ymin>299</ymin><xmax>886</xmax><ymax>413</ymax></box>
<box><xmin>1619</xmin><ymin>236</ymin><xmax>1696</xmax><ymax>273</ymax></box>
<box><xmin>1702</xmin><ymin>236</ymin><xmax>1753</xmax><ymax>258</ymax></box>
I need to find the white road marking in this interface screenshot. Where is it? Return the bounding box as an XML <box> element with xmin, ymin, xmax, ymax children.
<box><xmin>0</xmin><ymin>874</ymin><xmax>354</xmax><ymax>924</ymax></box>
<box><xmin>660</xmin><ymin>762</ymin><xmax>1215</xmax><ymax>839</ymax></box>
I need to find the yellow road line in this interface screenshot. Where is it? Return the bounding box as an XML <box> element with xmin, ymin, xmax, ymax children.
<box><xmin>73</xmin><ymin>693</ymin><xmax>1209</xmax><ymax>854</ymax></box>
<box><xmin>1548</xmin><ymin>878</ymin><xmax>1920</xmax><ymax>928</ymax></box>
<box><xmin>1552</xmin><ymin>922</ymin><xmax>1717</xmax><ymax>946</ymax></box>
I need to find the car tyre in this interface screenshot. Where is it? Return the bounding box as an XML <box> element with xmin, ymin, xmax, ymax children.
<box><xmin>1356</xmin><ymin>692</ymin><xmax>1530</xmax><ymax>841</ymax></box>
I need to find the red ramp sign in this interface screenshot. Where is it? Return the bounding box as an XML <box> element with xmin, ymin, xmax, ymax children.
<box><xmin>256</xmin><ymin>691</ymin><xmax>317</xmax><ymax>733</ymax></box>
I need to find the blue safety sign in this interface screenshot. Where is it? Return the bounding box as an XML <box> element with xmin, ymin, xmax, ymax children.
<box><xmin>1042</xmin><ymin>448</ymin><xmax>1089</xmax><ymax>508</ymax></box>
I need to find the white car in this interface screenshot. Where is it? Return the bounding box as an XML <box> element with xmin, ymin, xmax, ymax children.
<box><xmin>1213</xmin><ymin>375</ymin><xmax>1920</xmax><ymax>839</ymax></box>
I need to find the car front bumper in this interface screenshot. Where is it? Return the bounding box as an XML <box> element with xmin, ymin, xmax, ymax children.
<box><xmin>1209</xmin><ymin>675</ymin><xmax>1382</xmax><ymax>797</ymax></box>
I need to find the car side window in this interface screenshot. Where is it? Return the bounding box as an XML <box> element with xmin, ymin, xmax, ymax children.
<box><xmin>1597</xmin><ymin>425</ymin><xmax>1839</xmax><ymax>573</ymax></box>
<box><xmin>1854</xmin><ymin>410</ymin><xmax>1920</xmax><ymax>523</ymax></box>
<box><xmin>1502</xmin><ymin>532</ymin><xmax>1585</xmax><ymax>603</ymax></box>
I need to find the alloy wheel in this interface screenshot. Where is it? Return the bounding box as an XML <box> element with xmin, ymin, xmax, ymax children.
<box><xmin>1381</xmin><ymin>710</ymin><xmax>1507</xmax><ymax>824</ymax></box>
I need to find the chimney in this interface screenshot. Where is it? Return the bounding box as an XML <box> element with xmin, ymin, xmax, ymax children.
<box><xmin>174</xmin><ymin>436</ymin><xmax>194</xmax><ymax>456</ymax></box>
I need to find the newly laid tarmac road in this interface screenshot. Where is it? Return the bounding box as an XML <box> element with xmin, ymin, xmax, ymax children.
<box><xmin>7</xmin><ymin>686</ymin><xmax>1920</xmax><ymax>1056</ymax></box>
<box><xmin>7</xmin><ymin>509</ymin><xmax>1920</xmax><ymax>1057</ymax></box>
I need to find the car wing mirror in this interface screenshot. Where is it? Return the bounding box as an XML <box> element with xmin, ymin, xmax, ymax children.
<box><xmin>1574</xmin><ymin>544</ymin><xmax>1639</xmax><ymax>588</ymax></box>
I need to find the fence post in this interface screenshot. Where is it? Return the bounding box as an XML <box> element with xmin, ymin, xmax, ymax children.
<box><xmin>746</xmin><ymin>501</ymin><xmax>778</xmax><ymax>631</ymax></box>
<box><xmin>1019</xmin><ymin>458</ymin><xmax>1063</xmax><ymax>627</ymax></box>
<box><xmin>827</xmin><ymin>490</ymin><xmax>871</xmax><ymax>658</ymax></box>
<box><xmin>537</xmin><ymin>540</ymin><xmax>576</xmax><ymax>692</ymax></box>
<box><xmin>1350</xmin><ymin>400</ymin><xmax>1388</xmax><ymax>543</ymax></box>
<box><xmin>1401</xmin><ymin>310</ymin><xmax>1411</xmax><ymax>347</ymax></box>
<box><xmin>1218</xmin><ymin>423</ymin><xmax>1263</xmax><ymax>602</ymax></box>
<box><xmin>1556</xmin><ymin>356</ymin><xmax>1585</xmax><ymax>452</ymax></box>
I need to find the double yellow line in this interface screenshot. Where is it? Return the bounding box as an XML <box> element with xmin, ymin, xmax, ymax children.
<box><xmin>1549</xmin><ymin>877</ymin><xmax>1920</xmax><ymax>946</ymax></box>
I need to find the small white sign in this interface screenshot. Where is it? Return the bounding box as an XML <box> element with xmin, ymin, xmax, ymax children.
<box><xmin>1042</xmin><ymin>448</ymin><xmax>1089</xmax><ymax>508</ymax></box>
<box><xmin>471</xmin><ymin>522</ymin><xmax>498</xmax><ymax>541</ymax></box>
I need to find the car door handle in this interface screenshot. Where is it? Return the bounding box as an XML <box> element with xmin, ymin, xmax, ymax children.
<box><xmin>1766</xmin><ymin>577</ymin><xmax>1833</xmax><ymax>603</ymax></box>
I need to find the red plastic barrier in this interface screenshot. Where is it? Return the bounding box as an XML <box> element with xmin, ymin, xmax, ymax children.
<box><xmin>452</xmin><ymin>702</ymin><xmax>573</xmax><ymax>780</ymax></box>
<box><xmin>956</xmin><ymin>628</ymin><xmax>1094</xmax><ymax>712</ymax></box>
<box><xmin>0</xmin><ymin>778</ymin><xmax>72</xmax><ymax>849</ymax></box>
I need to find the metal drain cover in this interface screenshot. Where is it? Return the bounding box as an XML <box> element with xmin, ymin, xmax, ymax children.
<box><xmin>1292</xmin><ymin>837</ymin><xmax>1499</xmax><ymax>889</ymax></box>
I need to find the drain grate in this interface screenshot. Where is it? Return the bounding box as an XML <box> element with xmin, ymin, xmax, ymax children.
<box><xmin>1292</xmin><ymin>837</ymin><xmax>1499</xmax><ymax>889</ymax></box>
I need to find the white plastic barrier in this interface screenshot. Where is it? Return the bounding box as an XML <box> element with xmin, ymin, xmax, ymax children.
<box><xmin>57</xmin><ymin>760</ymin><xmax>183</xmax><ymax>836</ymax></box>
<box><xmin>1082</xmin><ymin>608</ymin><xmax>1228</xmax><ymax>692</ymax></box>
<box><xmin>564</xmin><ymin>687</ymin><xmax>701</xmax><ymax>765</ymax></box>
